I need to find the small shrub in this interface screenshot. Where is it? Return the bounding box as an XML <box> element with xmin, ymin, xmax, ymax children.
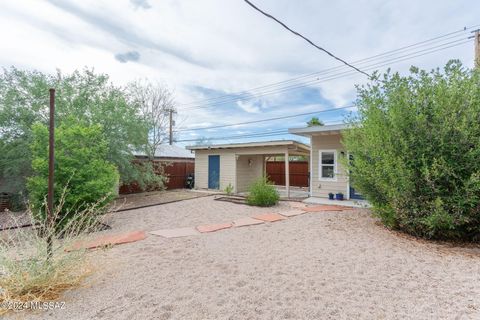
<box><xmin>225</xmin><ymin>183</ymin><xmax>234</xmax><ymax>196</ymax></box>
<box><xmin>0</xmin><ymin>193</ymin><xmax>107</xmax><ymax>314</ymax></box>
<box><xmin>246</xmin><ymin>177</ymin><xmax>279</xmax><ymax>207</ymax></box>
<box><xmin>27</xmin><ymin>123</ymin><xmax>119</xmax><ymax>229</ymax></box>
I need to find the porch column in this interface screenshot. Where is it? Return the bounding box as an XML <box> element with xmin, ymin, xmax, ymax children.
<box><xmin>285</xmin><ymin>149</ymin><xmax>290</xmax><ymax>198</ymax></box>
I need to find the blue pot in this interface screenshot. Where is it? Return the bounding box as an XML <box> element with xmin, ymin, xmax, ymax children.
<box><xmin>335</xmin><ymin>193</ymin><xmax>344</xmax><ymax>201</ymax></box>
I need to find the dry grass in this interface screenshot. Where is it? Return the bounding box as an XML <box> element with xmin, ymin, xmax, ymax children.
<box><xmin>0</xmin><ymin>194</ymin><xmax>113</xmax><ymax>314</ymax></box>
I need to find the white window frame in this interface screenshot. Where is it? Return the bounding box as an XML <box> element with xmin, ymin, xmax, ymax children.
<box><xmin>319</xmin><ymin>149</ymin><xmax>337</xmax><ymax>181</ymax></box>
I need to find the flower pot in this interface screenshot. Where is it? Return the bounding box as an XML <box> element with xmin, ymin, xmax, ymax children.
<box><xmin>328</xmin><ymin>193</ymin><xmax>334</xmax><ymax>200</ymax></box>
<box><xmin>335</xmin><ymin>193</ymin><xmax>344</xmax><ymax>201</ymax></box>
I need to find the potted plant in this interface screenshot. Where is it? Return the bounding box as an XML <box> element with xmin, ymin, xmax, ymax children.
<box><xmin>335</xmin><ymin>192</ymin><xmax>344</xmax><ymax>201</ymax></box>
<box><xmin>328</xmin><ymin>192</ymin><xmax>334</xmax><ymax>200</ymax></box>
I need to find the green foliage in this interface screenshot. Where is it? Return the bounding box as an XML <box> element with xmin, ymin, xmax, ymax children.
<box><xmin>246</xmin><ymin>177</ymin><xmax>280</xmax><ymax>207</ymax></box>
<box><xmin>225</xmin><ymin>183</ymin><xmax>234</xmax><ymax>196</ymax></box>
<box><xmin>342</xmin><ymin>61</ymin><xmax>480</xmax><ymax>240</ymax></box>
<box><xmin>27</xmin><ymin>123</ymin><xmax>119</xmax><ymax>225</ymax></box>
<box><xmin>0</xmin><ymin>67</ymin><xmax>169</xmax><ymax>206</ymax></box>
<box><xmin>307</xmin><ymin>117</ymin><xmax>324</xmax><ymax>127</ymax></box>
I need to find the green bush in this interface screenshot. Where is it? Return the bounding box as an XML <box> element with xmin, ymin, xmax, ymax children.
<box><xmin>343</xmin><ymin>61</ymin><xmax>480</xmax><ymax>240</ymax></box>
<box><xmin>246</xmin><ymin>177</ymin><xmax>280</xmax><ymax>207</ymax></box>
<box><xmin>27</xmin><ymin>123</ymin><xmax>119</xmax><ymax>227</ymax></box>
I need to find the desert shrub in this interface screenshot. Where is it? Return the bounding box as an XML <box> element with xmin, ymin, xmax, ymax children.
<box><xmin>0</xmin><ymin>195</ymin><xmax>106</xmax><ymax>314</ymax></box>
<box><xmin>343</xmin><ymin>61</ymin><xmax>480</xmax><ymax>240</ymax></box>
<box><xmin>27</xmin><ymin>123</ymin><xmax>119</xmax><ymax>227</ymax></box>
<box><xmin>246</xmin><ymin>177</ymin><xmax>280</xmax><ymax>207</ymax></box>
<box><xmin>225</xmin><ymin>183</ymin><xmax>234</xmax><ymax>196</ymax></box>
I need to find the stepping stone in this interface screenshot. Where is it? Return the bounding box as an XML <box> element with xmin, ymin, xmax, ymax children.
<box><xmin>280</xmin><ymin>209</ymin><xmax>306</xmax><ymax>217</ymax></box>
<box><xmin>233</xmin><ymin>217</ymin><xmax>264</xmax><ymax>227</ymax></box>
<box><xmin>303</xmin><ymin>205</ymin><xmax>353</xmax><ymax>212</ymax></box>
<box><xmin>288</xmin><ymin>201</ymin><xmax>307</xmax><ymax>209</ymax></box>
<box><xmin>196</xmin><ymin>223</ymin><xmax>232</xmax><ymax>233</ymax></box>
<box><xmin>150</xmin><ymin>227</ymin><xmax>200</xmax><ymax>238</ymax></box>
<box><xmin>252</xmin><ymin>213</ymin><xmax>287</xmax><ymax>222</ymax></box>
<box><xmin>68</xmin><ymin>230</ymin><xmax>146</xmax><ymax>251</ymax></box>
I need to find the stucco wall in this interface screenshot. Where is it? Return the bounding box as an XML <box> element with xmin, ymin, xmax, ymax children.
<box><xmin>193</xmin><ymin>150</ymin><xmax>236</xmax><ymax>191</ymax></box>
<box><xmin>236</xmin><ymin>155</ymin><xmax>264</xmax><ymax>192</ymax></box>
<box><xmin>192</xmin><ymin>145</ymin><xmax>303</xmax><ymax>193</ymax></box>
<box><xmin>311</xmin><ymin>134</ymin><xmax>349</xmax><ymax>198</ymax></box>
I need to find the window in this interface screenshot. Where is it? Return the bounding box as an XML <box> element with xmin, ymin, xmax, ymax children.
<box><xmin>319</xmin><ymin>150</ymin><xmax>336</xmax><ymax>181</ymax></box>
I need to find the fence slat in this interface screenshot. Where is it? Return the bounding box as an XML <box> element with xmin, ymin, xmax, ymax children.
<box><xmin>266</xmin><ymin>161</ymin><xmax>309</xmax><ymax>187</ymax></box>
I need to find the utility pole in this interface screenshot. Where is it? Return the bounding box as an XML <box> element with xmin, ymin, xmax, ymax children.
<box><xmin>168</xmin><ymin>109</ymin><xmax>173</xmax><ymax>145</ymax></box>
<box><xmin>475</xmin><ymin>30</ymin><xmax>480</xmax><ymax>68</ymax></box>
<box><xmin>47</xmin><ymin>88</ymin><xmax>55</xmax><ymax>259</ymax></box>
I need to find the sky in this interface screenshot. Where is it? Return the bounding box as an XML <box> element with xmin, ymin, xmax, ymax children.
<box><xmin>0</xmin><ymin>0</ymin><xmax>478</xmax><ymax>147</ymax></box>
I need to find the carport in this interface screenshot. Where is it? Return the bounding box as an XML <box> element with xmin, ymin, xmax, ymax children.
<box><xmin>187</xmin><ymin>140</ymin><xmax>310</xmax><ymax>198</ymax></box>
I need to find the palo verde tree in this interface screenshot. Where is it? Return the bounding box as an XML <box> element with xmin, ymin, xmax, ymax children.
<box><xmin>343</xmin><ymin>61</ymin><xmax>480</xmax><ymax>240</ymax></box>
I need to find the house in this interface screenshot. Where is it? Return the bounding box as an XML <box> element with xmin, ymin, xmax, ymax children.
<box><xmin>289</xmin><ymin>123</ymin><xmax>362</xmax><ymax>200</ymax></box>
<box><xmin>186</xmin><ymin>141</ymin><xmax>310</xmax><ymax>196</ymax></box>
<box><xmin>133</xmin><ymin>144</ymin><xmax>195</xmax><ymax>163</ymax></box>
<box><xmin>120</xmin><ymin>145</ymin><xmax>195</xmax><ymax>193</ymax></box>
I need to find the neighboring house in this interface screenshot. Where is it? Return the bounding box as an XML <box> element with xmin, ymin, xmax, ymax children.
<box><xmin>133</xmin><ymin>144</ymin><xmax>195</xmax><ymax>162</ymax></box>
<box><xmin>289</xmin><ymin>123</ymin><xmax>363</xmax><ymax>200</ymax></box>
<box><xmin>120</xmin><ymin>145</ymin><xmax>194</xmax><ymax>193</ymax></box>
<box><xmin>186</xmin><ymin>141</ymin><xmax>310</xmax><ymax>196</ymax></box>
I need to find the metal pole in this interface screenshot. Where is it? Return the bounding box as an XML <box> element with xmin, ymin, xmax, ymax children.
<box><xmin>475</xmin><ymin>31</ymin><xmax>480</xmax><ymax>68</ymax></box>
<box><xmin>169</xmin><ymin>109</ymin><xmax>173</xmax><ymax>145</ymax></box>
<box><xmin>47</xmin><ymin>88</ymin><xmax>55</xmax><ymax>259</ymax></box>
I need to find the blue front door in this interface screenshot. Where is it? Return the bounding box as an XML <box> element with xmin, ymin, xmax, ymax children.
<box><xmin>208</xmin><ymin>155</ymin><xmax>220</xmax><ymax>189</ymax></box>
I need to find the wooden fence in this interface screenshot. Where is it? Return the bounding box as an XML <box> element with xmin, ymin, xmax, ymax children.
<box><xmin>266</xmin><ymin>161</ymin><xmax>309</xmax><ymax>187</ymax></box>
<box><xmin>119</xmin><ymin>161</ymin><xmax>195</xmax><ymax>194</ymax></box>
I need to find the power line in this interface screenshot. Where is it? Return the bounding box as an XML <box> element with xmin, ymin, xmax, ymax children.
<box><xmin>178</xmin><ymin>26</ymin><xmax>476</xmax><ymax>107</ymax></box>
<box><xmin>243</xmin><ymin>0</ymin><xmax>371</xmax><ymax>78</ymax></box>
<box><xmin>179</xmin><ymin>36</ymin><xmax>471</xmax><ymax>111</ymax></box>
<box><xmin>175</xmin><ymin>105</ymin><xmax>354</xmax><ymax>132</ymax></box>
<box><xmin>177</xmin><ymin>40</ymin><xmax>471</xmax><ymax>142</ymax></box>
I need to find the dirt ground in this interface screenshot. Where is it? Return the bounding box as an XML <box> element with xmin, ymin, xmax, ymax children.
<box><xmin>7</xmin><ymin>196</ymin><xmax>480</xmax><ymax>320</ymax></box>
<box><xmin>114</xmin><ymin>189</ymin><xmax>212</xmax><ymax>211</ymax></box>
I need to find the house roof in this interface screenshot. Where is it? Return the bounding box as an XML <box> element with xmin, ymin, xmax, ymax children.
<box><xmin>134</xmin><ymin>144</ymin><xmax>194</xmax><ymax>159</ymax></box>
<box><xmin>186</xmin><ymin>140</ymin><xmax>310</xmax><ymax>152</ymax></box>
<box><xmin>288</xmin><ymin>123</ymin><xmax>349</xmax><ymax>137</ymax></box>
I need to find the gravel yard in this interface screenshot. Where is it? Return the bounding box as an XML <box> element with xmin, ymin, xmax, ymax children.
<box><xmin>11</xmin><ymin>196</ymin><xmax>480</xmax><ymax>320</ymax></box>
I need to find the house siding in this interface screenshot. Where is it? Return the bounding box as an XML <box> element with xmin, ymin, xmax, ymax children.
<box><xmin>194</xmin><ymin>150</ymin><xmax>236</xmax><ymax>191</ymax></box>
<box><xmin>236</xmin><ymin>155</ymin><xmax>264</xmax><ymax>192</ymax></box>
<box><xmin>192</xmin><ymin>145</ymin><xmax>304</xmax><ymax>193</ymax></box>
<box><xmin>311</xmin><ymin>134</ymin><xmax>349</xmax><ymax>198</ymax></box>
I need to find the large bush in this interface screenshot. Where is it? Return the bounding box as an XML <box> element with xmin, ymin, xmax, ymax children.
<box><xmin>0</xmin><ymin>68</ymin><xmax>165</xmax><ymax>207</ymax></box>
<box><xmin>27</xmin><ymin>123</ymin><xmax>119</xmax><ymax>225</ymax></box>
<box><xmin>343</xmin><ymin>61</ymin><xmax>480</xmax><ymax>240</ymax></box>
<box><xmin>246</xmin><ymin>177</ymin><xmax>280</xmax><ymax>207</ymax></box>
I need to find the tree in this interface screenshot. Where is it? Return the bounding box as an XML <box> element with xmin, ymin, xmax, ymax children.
<box><xmin>0</xmin><ymin>67</ymin><xmax>149</xmax><ymax>206</ymax></box>
<box><xmin>27</xmin><ymin>123</ymin><xmax>119</xmax><ymax>225</ymax></box>
<box><xmin>307</xmin><ymin>117</ymin><xmax>324</xmax><ymax>127</ymax></box>
<box><xmin>342</xmin><ymin>61</ymin><xmax>480</xmax><ymax>240</ymax></box>
<box><xmin>195</xmin><ymin>137</ymin><xmax>213</xmax><ymax>146</ymax></box>
<box><xmin>127</xmin><ymin>80</ymin><xmax>176</xmax><ymax>159</ymax></box>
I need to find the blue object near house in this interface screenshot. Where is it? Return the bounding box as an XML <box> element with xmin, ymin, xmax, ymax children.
<box><xmin>208</xmin><ymin>155</ymin><xmax>220</xmax><ymax>189</ymax></box>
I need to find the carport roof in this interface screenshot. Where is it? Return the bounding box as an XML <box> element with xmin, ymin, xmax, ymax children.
<box><xmin>186</xmin><ymin>140</ymin><xmax>310</xmax><ymax>152</ymax></box>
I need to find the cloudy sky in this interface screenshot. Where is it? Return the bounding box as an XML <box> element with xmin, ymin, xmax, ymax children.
<box><xmin>0</xmin><ymin>0</ymin><xmax>478</xmax><ymax>146</ymax></box>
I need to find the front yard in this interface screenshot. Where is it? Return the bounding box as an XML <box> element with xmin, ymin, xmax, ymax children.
<box><xmin>7</xmin><ymin>195</ymin><xmax>480</xmax><ymax>319</ymax></box>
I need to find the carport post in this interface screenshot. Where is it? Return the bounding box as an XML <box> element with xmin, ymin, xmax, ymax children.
<box><xmin>285</xmin><ymin>149</ymin><xmax>290</xmax><ymax>198</ymax></box>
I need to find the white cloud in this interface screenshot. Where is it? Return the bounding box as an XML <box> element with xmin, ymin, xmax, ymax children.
<box><xmin>0</xmin><ymin>0</ymin><xmax>478</xmax><ymax>146</ymax></box>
